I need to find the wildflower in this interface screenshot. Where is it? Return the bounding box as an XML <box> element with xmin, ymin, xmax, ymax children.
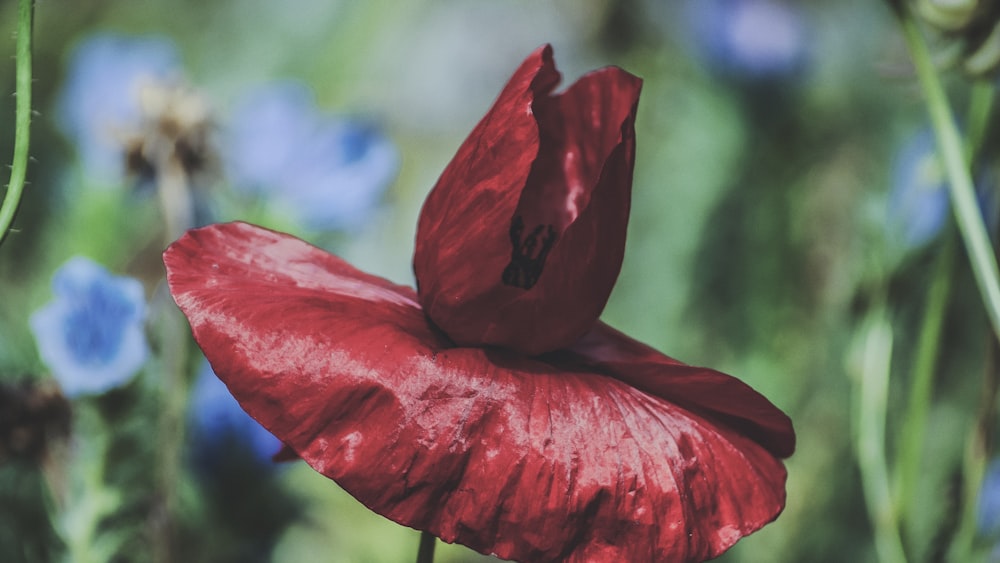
<box><xmin>30</xmin><ymin>257</ymin><xmax>148</xmax><ymax>397</ymax></box>
<box><xmin>224</xmin><ymin>82</ymin><xmax>398</xmax><ymax>232</ymax></box>
<box><xmin>887</xmin><ymin>131</ymin><xmax>950</xmax><ymax>250</ymax></box>
<box><xmin>122</xmin><ymin>79</ymin><xmax>215</xmax><ymax>183</ymax></box>
<box><xmin>981</xmin><ymin>459</ymin><xmax>1000</xmax><ymax>538</ymax></box>
<box><xmin>164</xmin><ymin>45</ymin><xmax>793</xmax><ymax>562</ymax></box>
<box><xmin>188</xmin><ymin>360</ymin><xmax>280</xmax><ymax>467</ymax></box>
<box><xmin>887</xmin><ymin>130</ymin><xmax>999</xmax><ymax>251</ymax></box>
<box><xmin>124</xmin><ymin>78</ymin><xmax>217</xmax><ymax>238</ymax></box>
<box><xmin>57</xmin><ymin>33</ymin><xmax>182</xmax><ymax>185</ymax></box>
<box><xmin>684</xmin><ymin>0</ymin><xmax>807</xmax><ymax>79</ymax></box>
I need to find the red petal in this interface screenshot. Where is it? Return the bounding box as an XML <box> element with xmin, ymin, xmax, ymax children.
<box><xmin>414</xmin><ymin>44</ymin><xmax>642</xmax><ymax>356</ymax></box>
<box><xmin>565</xmin><ymin>323</ymin><xmax>796</xmax><ymax>459</ymax></box>
<box><xmin>166</xmin><ymin>223</ymin><xmax>790</xmax><ymax>563</ymax></box>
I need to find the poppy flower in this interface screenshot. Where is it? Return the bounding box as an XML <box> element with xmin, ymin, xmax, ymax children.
<box><xmin>164</xmin><ymin>45</ymin><xmax>794</xmax><ymax>562</ymax></box>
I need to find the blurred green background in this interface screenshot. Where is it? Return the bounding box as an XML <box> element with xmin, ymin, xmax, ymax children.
<box><xmin>1</xmin><ymin>0</ymin><xmax>996</xmax><ymax>561</ymax></box>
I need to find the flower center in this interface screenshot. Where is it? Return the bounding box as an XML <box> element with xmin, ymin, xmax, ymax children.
<box><xmin>501</xmin><ymin>215</ymin><xmax>558</xmax><ymax>289</ymax></box>
<box><xmin>63</xmin><ymin>283</ymin><xmax>135</xmax><ymax>366</ymax></box>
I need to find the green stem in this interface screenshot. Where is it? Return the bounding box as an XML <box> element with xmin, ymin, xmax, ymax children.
<box><xmin>887</xmin><ymin>5</ymin><xmax>1000</xmax><ymax>557</ymax></box>
<box><xmin>950</xmin><ymin>349</ymin><xmax>1000</xmax><ymax>561</ymax></box>
<box><xmin>894</xmin><ymin>77</ymin><xmax>992</xmax><ymax>536</ymax></box>
<box><xmin>152</xmin><ymin>242</ymin><xmax>190</xmax><ymax>563</ymax></box>
<box><xmin>893</xmin><ymin>5</ymin><xmax>1000</xmax><ymax>347</ymax></box>
<box><xmin>151</xmin><ymin>269</ymin><xmax>191</xmax><ymax>563</ymax></box>
<box><xmin>0</xmin><ymin>0</ymin><xmax>34</xmax><ymax>246</ymax></box>
<box><xmin>60</xmin><ymin>406</ymin><xmax>125</xmax><ymax>563</ymax></box>
<box><xmin>964</xmin><ymin>81</ymin><xmax>995</xmax><ymax>158</ymax></box>
<box><xmin>416</xmin><ymin>531</ymin><xmax>436</xmax><ymax>563</ymax></box>
<box><xmin>151</xmin><ymin>129</ymin><xmax>196</xmax><ymax>563</ymax></box>
<box><xmin>856</xmin><ymin>309</ymin><xmax>908</xmax><ymax>563</ymax></box>
<box><xmin>894</xmin><ymin>233</ymin><xmax>955</xmax><ymax>524</ymax></box>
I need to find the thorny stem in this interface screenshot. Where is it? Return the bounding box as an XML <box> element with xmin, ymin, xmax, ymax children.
<box><xmin>0</xmin><ymin>0</ymin><xmax>34</xmax><ymax>246</ymax></box>
<box><xmin>416</xmin><ymin>531</ymin><xmax>436</xmax><ymax>563</ymax></box>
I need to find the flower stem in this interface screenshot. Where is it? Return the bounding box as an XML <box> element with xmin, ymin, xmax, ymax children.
<box><xmin>855</xmin><ymin>308</ymin><xmax>908</xmax><ymax>563</ymax></box>
<box><xmin>894</xmin><ymin>233</ymin><xmax>954</xmax><ymax>524</ymax></box>
<box><xmin>157</xmin><ymin>156</ymin><xmax>194</xmax><ymax>245</ymax></box>
<box><xmin>963</xmin><ymin>81</ymin><xmax>995</xmax><ymax>158</ymax></box>
<box><xmin>891</xmin><ymin>3</ymin><xmax>1000</xmax><ymax>347</ymax></box>
<box><xmin>887</xmin><ymin>4</ymin><xmax>1000</xmax><ymax>556</ymax></box>
<box><xmin>151</xmin><ymin>161</ymin><xmax>194</xmax><ymax>562</ymax></box>
<box><xmin>416</xmin><ymin>531</ymin><xmax>436</xmax><ymax>563</ymax></box>
<box><xmin>949</xmin><ymin>339</ymin><xmax>1000</xmax><ymax>561</ymax></box>
<box><xmin>58</xmin><ymin>405</ymin><xmax>125</xmax><ymax>563</ymax></box>
<box><xmin>894</xmin><ymin>78</ymin><xmax>993</xmax><ymax>536</ymax></box>
<box><xmin>151</xmin><ymin>271</ymin><xmax>191</xmax><ymax>563</ymax></box>
<box><xmin>0</xmin><ymin>0</ymin><xmax>34</xmax><ymax>246</ymax></box>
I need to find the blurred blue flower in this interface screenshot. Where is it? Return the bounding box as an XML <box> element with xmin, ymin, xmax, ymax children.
<box><xmin>887</xmin><ymin>131</ymin><xmax>1000</xmax><ymax>251</ymax></box>
<box><xmin>30</xmin><ymin>257</ymin><xmax>148</xmax><ymax>397</ymax></box>
<box><xmin>224</xmin><ymin>82</ymin><xmax>399</xmax><ymax>231</ymax></box>
<box><xmin>980</xmin><ymin>458</ymin><xmax>1000</xmax><ymax>537</ymax></box>
<box><xmin>188</xmin><ymin>361</ymin><xmax>281</xmax><ymax>466</ymax></box>
<box><xmin>887</xmin><ymin>131</ymin><xmax>950</xmax><ymax>250</ymax></box>
<box><xmin>57</xmin><ymin>33</ymin><xmax>182</xmax><ymax>185</ymax></box>
<box><xmin>684</xmin><ymin>0</ymin><xmax>807</xmax><ymax>79</ymax></box>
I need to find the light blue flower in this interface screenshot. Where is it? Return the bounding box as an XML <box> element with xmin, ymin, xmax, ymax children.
<box><xmin>30</xmin><ymin>257</ymin><xmax>149</xmax><ymax>397</ymax></box>
<box><xmin>684</xmin><ymin>0</ymin><xmax>807</xmax><ymax>79</ymax></box>
<box><xmin>57</xmin><ymin>33</ymin><xmax>182</xmax><ymax>185</ymax></box>
<box><xmin>224</xmin><ymin>81</ymin><xmax>399</xmax><ymax>231</ymax></box>
<box><xmin>188</xmin><ymin>361</ymin><xmax>281</xmax><ymax>466</ymax></box>
<box><xmin>887</xmin><ymin>131</ymin><xmax>950</xmax><ymax>250</ymax></box>
<box><xmin>980</xmin><ymin>459</ymin><xmax>1000</xmax><ymax>537</ymax></box>
<box><xmin>888</xmin><ymin>131</ymin><xmax>1000</xmax><ymax>252</ymax></box>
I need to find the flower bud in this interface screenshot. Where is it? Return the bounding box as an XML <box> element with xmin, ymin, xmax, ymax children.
<box><xmin>413</xmin><ymin>45</ymin><xmax>642</xmax><ymax>356</ymax></box>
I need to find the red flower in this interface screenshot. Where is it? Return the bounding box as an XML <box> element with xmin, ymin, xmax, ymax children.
<box><xmin>164</xmin><ymin>45</ymin><xmax>794</xmax><ymax>562</ymax></box>
<box><xmin>414</xmin><ymin>45</ymin><xmax>638</xmax><ymax>356</ymax></box>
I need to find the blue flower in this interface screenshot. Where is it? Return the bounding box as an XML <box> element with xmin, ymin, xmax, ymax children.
<box><xmin>188</xmin><ymin>361</ymin><xmax>281</xmax><ymax>466</ymax></box>
<box><xmin>887</xmin><ymin>131</ymin><xmax>950</xmax><ymax>250</ymax></box>
<box><xmin>224</xmin><ymin>81</ymin><xmax>399</xmax><ymax>231</ymax></box>
<box><xmin>30</xmin><ymin>257</ymin><xmax>149</xmax><ymax>397</ymax></box>
<box><xmin>888</xmin><ymin>131</ymin><xmax>1000</xmax><ymax>252</ymax></box>
<box><xmin>57</xmin><ymin>33</ymin><xmax>182</xmax><ymax>185</ymax></box>
<box><xmin>684</xmin><ymin>0</ymin><xmax>808</xmax><ymax>79</ymax></box>
<box><xmin>980</xmin><ymin>459</ymin><xmax>1000</xmax><ymax>537</ymax></box>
